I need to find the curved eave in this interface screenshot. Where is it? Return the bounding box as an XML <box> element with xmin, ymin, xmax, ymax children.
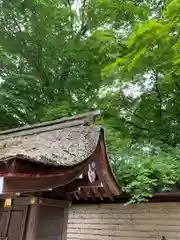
<box><xmin>0</xmin><ymin>128</ymin><xmax>121</xmax><ymax>201</ymax></box>
<box><xmin>99</xmin><ymin>129</ymin><xmax>121</xmax><ymax>196</ymax></box>
<box><xmin>64</xmin><ymin>131</ymin><xmax>121</xmax><ymax>201</ymax></box>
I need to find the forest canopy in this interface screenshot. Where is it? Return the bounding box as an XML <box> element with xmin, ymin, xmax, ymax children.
<box><xmin>0</xmin><ymin>0</ymin><xmax>180</xmax><ymax>203</ymax></box>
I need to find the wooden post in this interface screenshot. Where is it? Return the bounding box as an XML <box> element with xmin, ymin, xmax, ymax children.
<box><xmin>0</xmin><ymin>198</ymin><xmax>5</xmax><ymax>220</ymax></box>
<box><xmin>24</xmin><ymin>203</ymin><xmax>39</xmax><ymax>240</ymax></box>
<box><xmin>62</xmin><ymin>204</ymin><xmax>69</xmax><ymax>240</ymax></box>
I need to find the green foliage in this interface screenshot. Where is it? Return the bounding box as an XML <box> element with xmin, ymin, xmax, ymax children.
<box><xmin>102</xmin><ymin>0</ymin><xmax>180</xmax><ymax>202</ymax></box>
<box><xmin>114</xmin><ymin>148</ymin><xmax>180</xmax><ymax>203</ymax></box>
<box><xmin>0</xmin><ymin>0</ymin><xmax>180</xmax><ymax>203</ymax></box>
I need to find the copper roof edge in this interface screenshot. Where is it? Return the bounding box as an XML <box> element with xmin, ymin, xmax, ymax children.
<box><xmin>0</xmin><ymin>110</ymin><xmax>101</xmax><ymax>140</ymax></box>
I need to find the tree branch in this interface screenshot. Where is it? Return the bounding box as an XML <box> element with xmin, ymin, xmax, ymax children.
<box><xmin>125</xmin><ymin>120</ymin><xmax>149</xmax><ymax>131</ymax></box>
<box><xmin>134</xmin><ymin>0</ymin><xmax>144</xmax><ymax>6</ymax></box>
<box><xmin>155</xmin><ymin>71</ymin><xmax>162</xmax><ymax>118</ymax></box>
<box><xmin>67</xmin><ymin>0</ymin><xmax>71</xmax><ymax>8</ymax></box>
<box><xmin>79</xmin><ymin>0</ymin><xmax>87</xmax><ymax>36</ymax></box>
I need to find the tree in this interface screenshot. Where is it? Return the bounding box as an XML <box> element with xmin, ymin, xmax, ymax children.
<box><xmin>103</xmin><ymin>0</ymin><xmax>180</xmax><ymax>202</ymax></box>
<box><xmin>0</xmin><ymin>0</ymin><xmax>139</xmax><ymax>126</ymax></box>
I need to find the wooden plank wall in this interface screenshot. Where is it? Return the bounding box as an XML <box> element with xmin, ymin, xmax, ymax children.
<box><xmin>67</xmin><ymin>202</ymin><xmax>180</xmax><ymax>240</ymax></box>
<box><xmin>36</xmin><ymin>206</ymin><xmax>64</xmax><ymax>240</ymax></box>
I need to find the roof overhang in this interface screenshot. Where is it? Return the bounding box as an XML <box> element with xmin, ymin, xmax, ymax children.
<box><xmin>0</xmin><ymin>111</ymin><xmax>121</xmax><ymax>201</ymax></box>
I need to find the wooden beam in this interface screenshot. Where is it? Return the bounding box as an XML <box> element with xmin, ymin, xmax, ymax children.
<box><xmin>66</xmin><ymin>179</ymin><xmax>101</xmax><ymax>193</ymax></box>
<box><xmin>38</xmin><ymin>198</ymin><xmax>71</xmax><ymax>207</ymax></box>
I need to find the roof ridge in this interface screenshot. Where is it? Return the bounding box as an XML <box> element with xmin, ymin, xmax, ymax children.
<box><xmin>0</xmin><ymin>110</ymin><xmax>101</xmax><ymax>140</ymax></box>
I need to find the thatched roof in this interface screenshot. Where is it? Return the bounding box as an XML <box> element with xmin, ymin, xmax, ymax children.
<box><xmin>0</xmin><ymin>111</ymin><xmax>101</xmax><ymax>167</ymax></box>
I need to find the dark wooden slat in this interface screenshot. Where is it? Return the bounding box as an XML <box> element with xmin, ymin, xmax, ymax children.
<box><xmin>73</xmin><ymin>192</ymin><xmax>80</xmax><ymax>200</ymax></box>
<box><xmin>98</xmin><ymin>187</ymin><xmax>104</xmax><ymax>200</ymax></box>
<box><xmin>80</xmin><ymin>188</ymin><xmax>88</xmax><ymax>200</ymax></box>
<box><xmin>91</xmin><ymin>187</ymin><xmax>102</xmax><ymax>200</ymax></box>
<box><xmin>0</xmin><ymin>209</ymin><xmax>10</xmax><ymax>237</ymax></box>
<box><xmin>89</xmin><ymin>188</ymin><xmax>95</xmax><ymax>199</ymax></box>
<box><xmin>0</xmin><ymin>199</ymin><xmax>5</xmax><ymax>220</ymax></box>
